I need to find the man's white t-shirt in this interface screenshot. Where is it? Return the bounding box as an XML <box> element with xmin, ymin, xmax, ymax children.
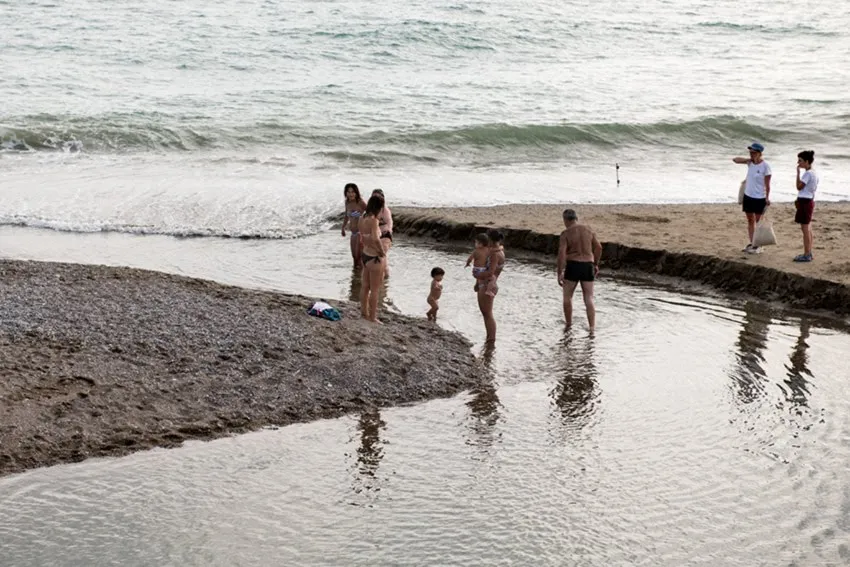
<box><xmin>799</xmin><ymin>169</ymin><xmax>819</xmax><ymax>200</ymax></box>
<box><xmin>745</xmin><ymin>160</ymin><xmax>772</xmax><ymax>199</ymax></box>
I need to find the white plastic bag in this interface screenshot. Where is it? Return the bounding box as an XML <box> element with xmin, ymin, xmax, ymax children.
<box><xmin>737</xmin><ymin>180</ymin><xmax>746</xmax><ymax>204</ymax></box>
<box><xmin>753</xmin><ymin>217</ymin><xmax>777</xmax><ymax>247</ymax></box>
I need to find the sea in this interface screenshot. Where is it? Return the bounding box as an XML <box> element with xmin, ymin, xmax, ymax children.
<box><xmin>3</xmin><ymin>1</ymin><xmax>850</xmax><ymax>565</ymax></box>
<box><xmin>2</xmin><ymin>0</ymin><xmax>850</xmax><ymax>240</ymax></box>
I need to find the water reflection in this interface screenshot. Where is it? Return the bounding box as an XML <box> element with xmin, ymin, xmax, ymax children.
<box><xmin>465</xmin><ymin>344</ymin><xmax>502</xmax><ymax>451</ymax></box>
<box><xmin>781</xmin><ymin>317</ymin><xmax>813</xmax><ymax>413</ymax></box>
<box><xmin>347</xmin><ymin>267</ymin><xmax>362</xmax><ymax>303</ymax></box>
<box><xmin>349</xmin><ymin>407</ymin><xmax>386</xmax><ymax>500</ymax></box>
<box><xmin>730</xmin><ymin>301</ymin><xmax>771</xmax><ymax>405</ymax></box>
<box><xmin>346</xmin><ymin>267</ymin><xmax>399</xmax><ymax>314</ymax></box>
<box><xmin>550</xmin><ymin>330</ymin><xmax>599</xmax><ymax>430</ymax></box>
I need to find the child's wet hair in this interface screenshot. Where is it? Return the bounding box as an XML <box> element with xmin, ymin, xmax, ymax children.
<box><xmin>486</xmin><ymin>229</ymin><xmax>504</xmax><ymax>243</ymax></box>
<box><xmin>475</xmin><ymin>233</ymin><xmax>489</xmax><ymax>246</ymax></box>
<box><xmin>431</xmin><ymin>267</ymin><xmax>445</xmax><ymax>278</ymax></box>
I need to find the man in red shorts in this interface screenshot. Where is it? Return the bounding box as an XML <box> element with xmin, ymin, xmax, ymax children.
<box><xmin>557</xmin><ymin>208</ymin><xmax>602</xmax><ymax>332</ymax></box>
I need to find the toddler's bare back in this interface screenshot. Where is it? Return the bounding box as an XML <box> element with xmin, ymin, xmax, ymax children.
<box><xmin>471</xmin><ymin>248</ymin><xmax>490</xmax><ymax>267</ymax></box>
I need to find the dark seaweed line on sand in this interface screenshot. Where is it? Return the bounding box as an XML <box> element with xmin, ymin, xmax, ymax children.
<box><xmin>393</xmin><ymin>214</ymin><xmax>850</xmax><ymax>315</ymax></box>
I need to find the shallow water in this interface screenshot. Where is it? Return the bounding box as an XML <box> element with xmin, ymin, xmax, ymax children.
<box><xmin>2</xmin><ymin>228</ymin><xmax>850</xmax><ymax>565</ymax></box>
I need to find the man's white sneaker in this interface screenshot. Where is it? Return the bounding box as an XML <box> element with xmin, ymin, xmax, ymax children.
<box><xmin>746</xmin><ymin>246</ymin><xmax>762</xmax><ymax>254</ymax></box>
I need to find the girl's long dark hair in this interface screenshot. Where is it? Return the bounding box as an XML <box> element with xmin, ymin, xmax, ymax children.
<box><xmin>344</xmin><ymin>183</ymin><xmax>361</xmax><ymax>202</ymax></box>
<box><xmin>365</xmin><ymin>194</ymin><xmax>385</xmax><ymax>217</ymax></box>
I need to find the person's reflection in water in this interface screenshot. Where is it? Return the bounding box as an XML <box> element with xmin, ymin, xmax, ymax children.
<box><xmin>348</xmin><ymin>266</ymin><xmax>362</xmax><ymax>303</ymax></box>
<box><xmin>356</xmin><ymin>407</ymin><xmax>385</xmax><ymax>477</ymax></box>
<box><xmin>730</xmin><ymin>301</ymin><xmax>772</xmax><ymax>405</ymax></box>
<box><xmin>782</xmin><ymin>317</ymin><xmax>813</xmax><ymax>413</ymax></box>
<box><xmin>349</xmin><ymin>407</ymin><xmax>386</xmax><ymax>502</ymax></box>
<box><xmin>465</xmin><ymin>343</ymin><xmax>502</xmax><ymax>452</ymax></box>
<box><xmin>550</xmin><ymin>329</ymin><xmax>599</xmax><ymax>431</ymax></box>
<box><xmin>349</xmin><ymin>267</ymin><xmax>399</xmax><ymax>314</ymax></box>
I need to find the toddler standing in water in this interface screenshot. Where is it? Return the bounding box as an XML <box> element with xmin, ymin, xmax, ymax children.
<box><xmin>426</xmin><ymin>267</ymin><xmax>445</xmax><ymax>321</ymax></box>
<box><xmin>465</xmin><ymin>233</ymin><xmax>490</xmax><ymax>291</ymax></box>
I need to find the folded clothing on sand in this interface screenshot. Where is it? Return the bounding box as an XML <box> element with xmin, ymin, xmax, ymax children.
<box><xmin>307</xmin><ymin>301</ymin><xmax>342</xmax><ymax>321</ymax></box>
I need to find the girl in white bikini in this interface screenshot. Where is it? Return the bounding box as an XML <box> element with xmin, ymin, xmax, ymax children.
<box><xmin>342</xmin><ymin>183</ymin><xmax>366</xmax><ymax>268</ymax></box>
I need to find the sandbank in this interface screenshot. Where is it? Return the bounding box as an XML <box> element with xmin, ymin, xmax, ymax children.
<box><xmin>0</xmin><ymin>260</ymin><xmax>481</xmax><ymax>476</ymax></box>
<box><xmin>393</xmin><ymin>202</ymin><xmax>850</xmax><ymax>315</ymax></box>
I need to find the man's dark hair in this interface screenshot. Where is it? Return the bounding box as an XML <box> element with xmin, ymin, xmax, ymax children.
<box><xmin>563</xmin><ymin>208</ymin><xmax>578</xmax><ymax>221</ymax></box>
<box><xmin>797</xmin><ymin>150</ymin><xmax>815</xmax><ymax>163</ymax></box>
<box><xmin>474</xmin><ymin>232</ymin><xmax>490</xmax><ymax>245</ymax></box>
<box><xmin>431</xmin><ymin>267</ymin><xmax>445</xmax><ymax>278</ymax></box>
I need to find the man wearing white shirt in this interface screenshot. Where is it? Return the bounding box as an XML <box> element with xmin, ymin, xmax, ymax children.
<box><xmin>794</xmin><ymin>150</ymin><xmax>818</xmax><ymax>262</ymax></box>
<box><xmin>732</xmin><ymin>142</ymin><xmax>772</xmax><ymax>253</ymax></box>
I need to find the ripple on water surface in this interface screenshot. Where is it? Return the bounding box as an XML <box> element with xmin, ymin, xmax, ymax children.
<box><xmin>1</xmin><ymin>233</ymin><xmax>850</xmax><ymax>565</ymax></box>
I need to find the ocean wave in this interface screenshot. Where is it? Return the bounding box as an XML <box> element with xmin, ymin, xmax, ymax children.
<box><xmin>388</xmin><ymin>117</ymin><xmax>785</xmax><ymax>148</ymax></box>
<box><xmin>696</xmin><ymin>22</ymin><xmax>838</xmax><ymax>36</ymax></box>
<box><xmin>0</xmin><ymin>113</ymin><xmax>218</xmax><ymax>152</ymax></box>
<box><xmin>0</xmin><ymin>215</ymin><xmax>333</xmax><ymax>240</ymax></box>
<box><xmin>0</xmin><ymin>114</ymin><xmax>813</xmax><ymax>157</ymax></box>
<box><xmin>311</xmin><ymin>149</ymin><xmax>440</xmax><ymax>166</ymax></box>
<box><xmin>791</xmin><ymin>98</ymin><xmax>843</xmax><ymax>105</ymax></box>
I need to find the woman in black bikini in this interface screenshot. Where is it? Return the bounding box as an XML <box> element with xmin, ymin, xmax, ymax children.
<box><xmin>371</xmin><ymin>189</ymin><xmax>393</xmax><ymax>276</ymax></box>
<box><xmin>359</xmin><ymin>194</ymin><xmax>387</xmax><ymax>323</ymax></box>
<box><xmin>342</xmin><ymin>183</ymin><xmax>366</xmax><ymax>268</ymax></box>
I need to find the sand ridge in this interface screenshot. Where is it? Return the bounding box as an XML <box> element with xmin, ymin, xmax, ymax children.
<box><xmin>0</xmin><ymin>260</ymin><xmax>482</xmax><ymax>476</ymax></box>
<box><xmin>395</xmin><ymin>202</ymin><xmax>850</xmax><ymax>287</ymax></box>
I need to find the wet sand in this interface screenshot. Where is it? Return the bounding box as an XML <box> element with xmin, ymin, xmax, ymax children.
<box><xmin>393</xmin><ymin>202</ymin><xmax>850</xmax><ymax>315</ymax></box>
<box><xmin>0</xmin><ymin>260</ymin><xmax>482</xmax><ymax>476</ymax></box>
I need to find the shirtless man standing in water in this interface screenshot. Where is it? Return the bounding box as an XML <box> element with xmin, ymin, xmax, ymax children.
<box><xmin>557</xmin><ymin>208</ymin><xmax>602</xmax><ymax>331</ymax></box>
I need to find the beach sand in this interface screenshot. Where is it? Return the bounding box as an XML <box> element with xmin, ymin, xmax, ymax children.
<box><xmin>396</xmin><ymin>202</ymin><xmax>850</xmax><ymax>286</ymax></box>
<box><xmin>0</xmin><ymin>260</ymin><xmax>482</xmax><ymax>476</ymax></box>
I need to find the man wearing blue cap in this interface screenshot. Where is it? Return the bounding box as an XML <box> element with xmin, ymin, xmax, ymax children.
<box><xmin>733</xmin><ymin>142</ymin><xmax>772</xmax><ymax>253</ymax></box>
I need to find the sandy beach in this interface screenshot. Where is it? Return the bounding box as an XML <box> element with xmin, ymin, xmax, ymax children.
<box><xmin>0</xmin><ymin>260</ymin><xmax>482</xmax><ymax>476</ymax></box>
<box><xmin>391</xmin><ymin>202</ymin><xmax>850</xmax><ymax>316</ymax></box>
<box><xmin>396</xmin><ymin>202</ymin><xmax>850</xmax><ymax>287</ymax></box>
